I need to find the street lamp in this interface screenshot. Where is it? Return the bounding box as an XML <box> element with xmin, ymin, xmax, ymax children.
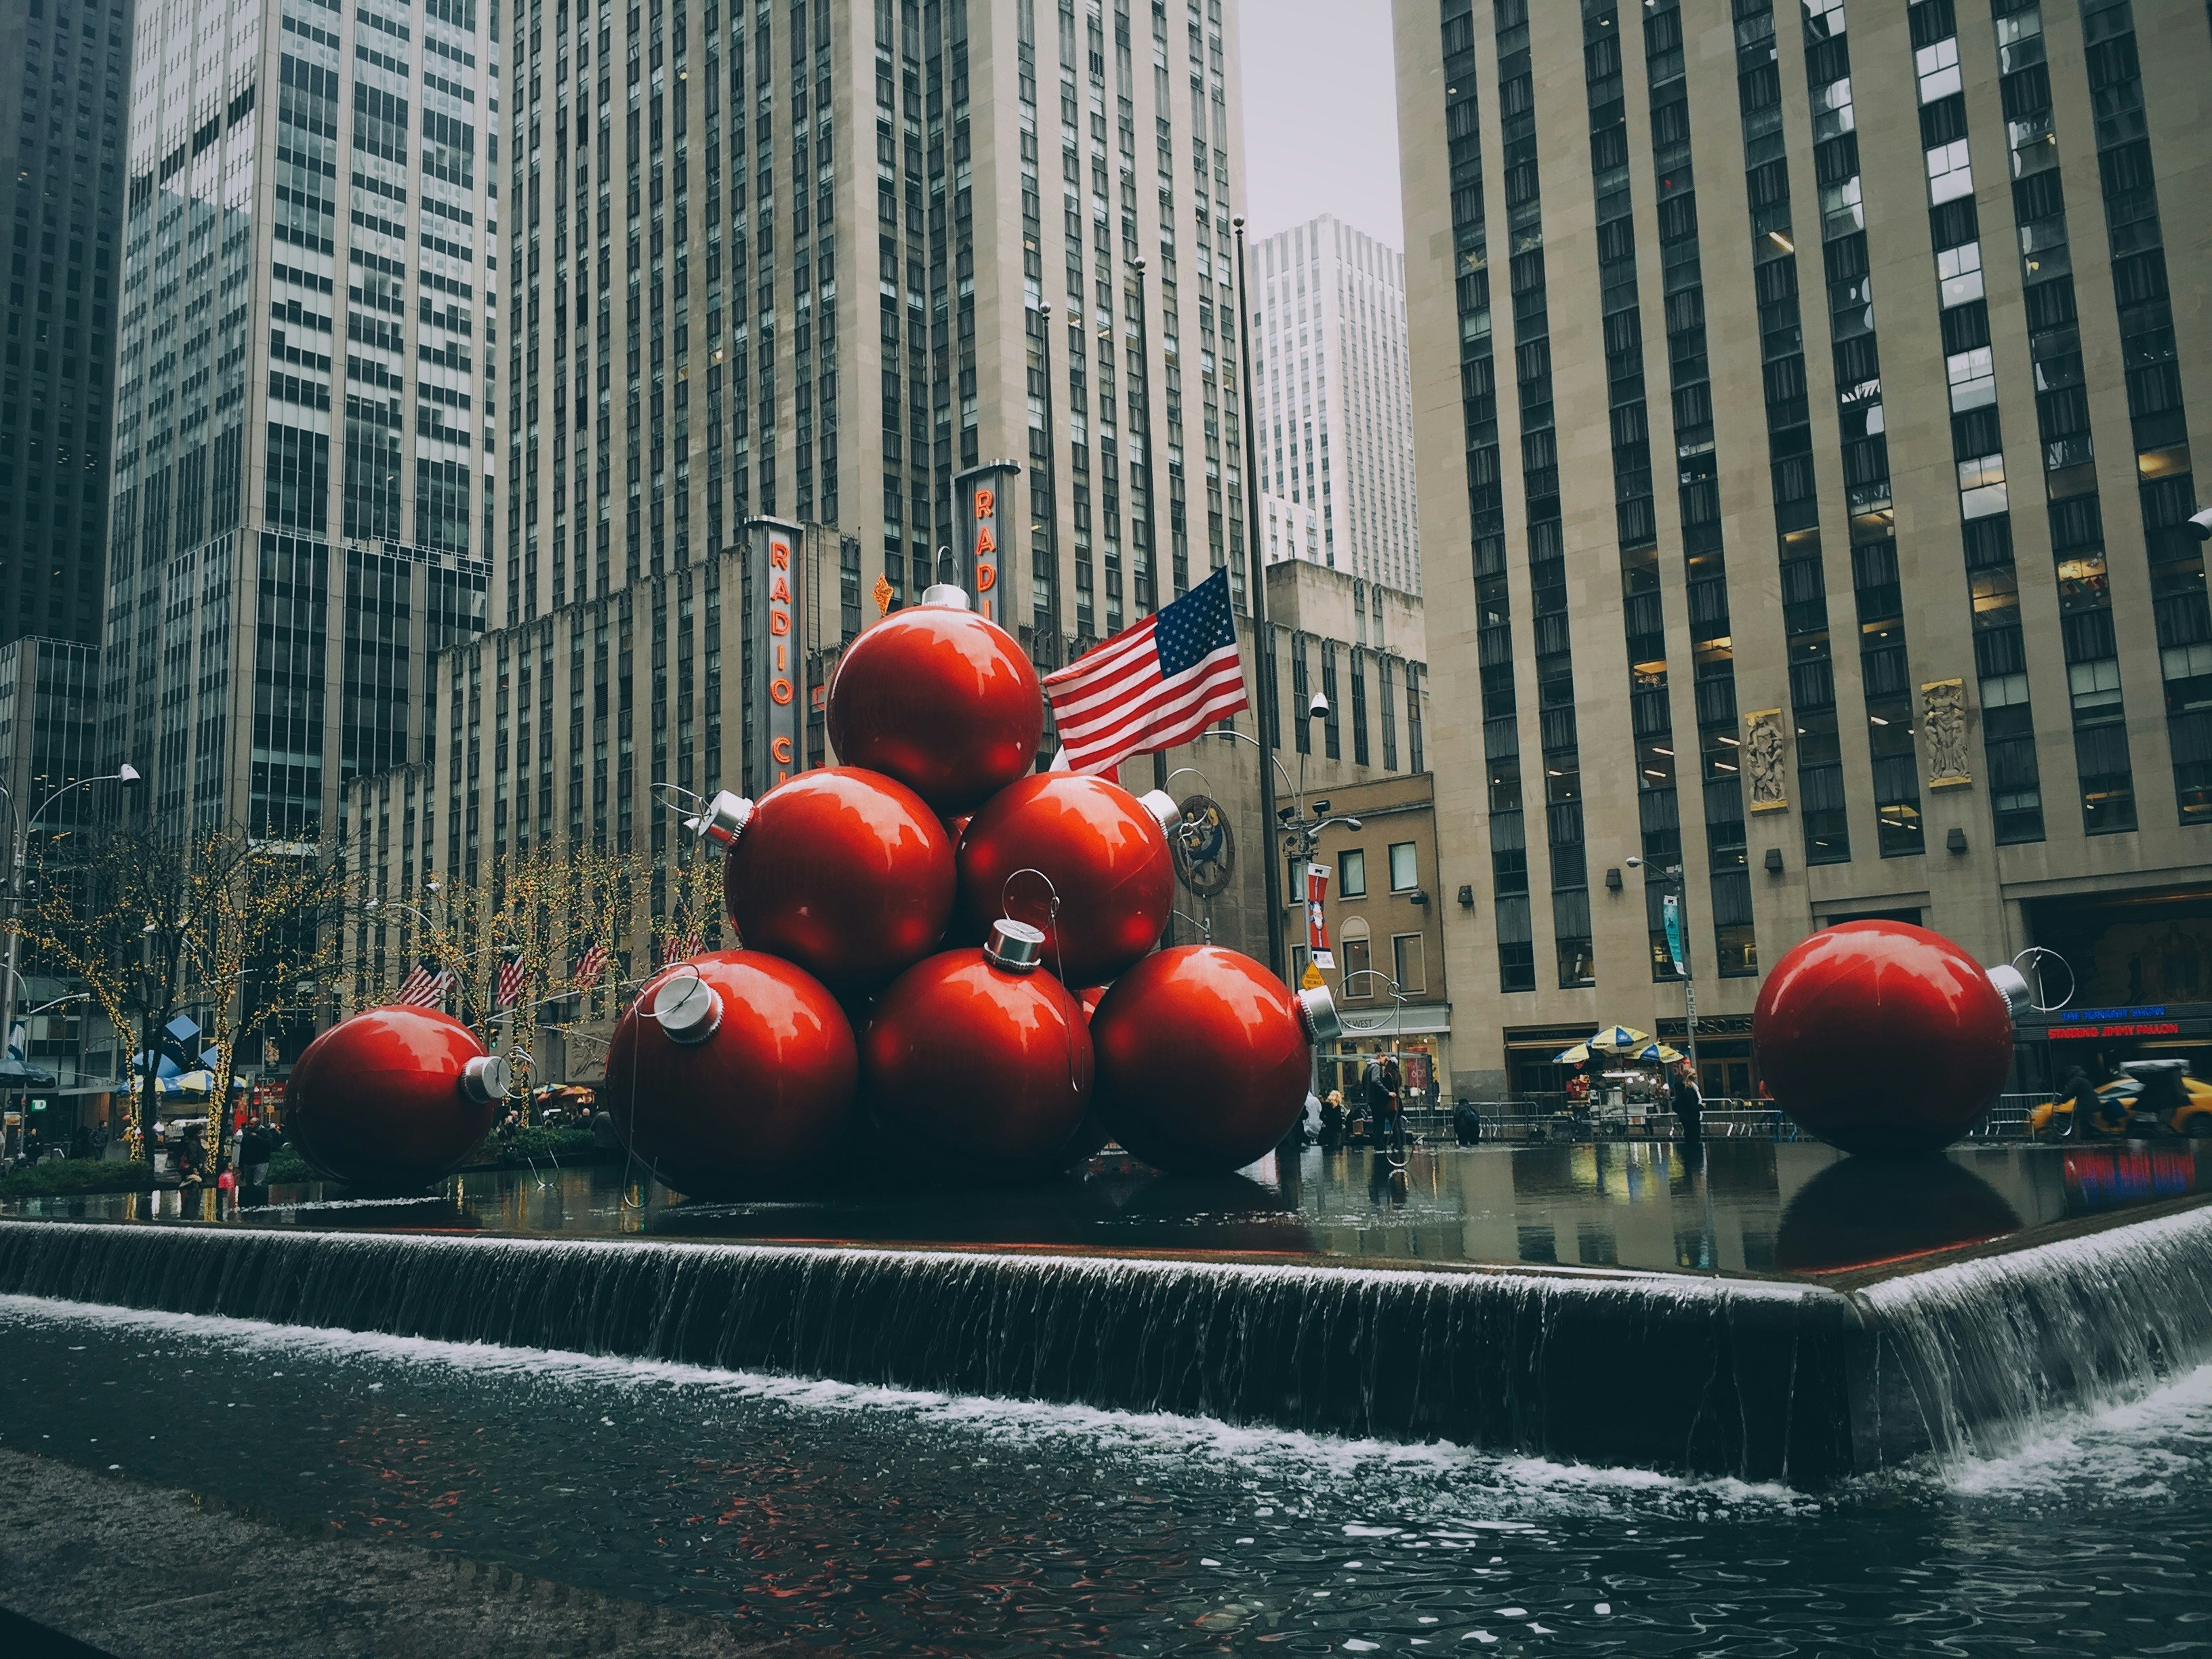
<box><xmin>1624</xmin><ymin>856</ymin><xmax>1699</xmax><ymax>1085</ymax></box>
<box><xmin>0</xmin><ymin>763</ymin><xmax>140</xmax><ymax>1105</ymax></box>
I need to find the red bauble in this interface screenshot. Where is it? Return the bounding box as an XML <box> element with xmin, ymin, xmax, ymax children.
<box><xmin>826</xmin><ymin>602</ymin><xmax>1044</xmax><ymax>813</ymax></box>
<box><xmin>1092</xmin><ymin>946</ymin><xmax>1317</xmax><ymax>1174</ymax></box>
<box><xmin>1753</xmin><ymin>920</ymin><xmax>2016</xmax><ymax>1155</ymax></box>
<box><xmin>1078</xmin><ymin>985</ymin><xmax>1108</xmax><ymax>1022</ymax></box>
<box><xmin>285</xmin><ymin>1006</ymin><xmax>509</xmax><ymax>1189</ymax></box>
<box><xmin>722</xmin><ymin>766</ymin><xmax>956</xmax><ymax>994</ymax></box>
<box><xmin>602</xmin><ymin>951</ymin><xmax>858</xmax><ymax>1195</ymax></box>
<box><xmin>955</xmin><ymin>774</ymin><xmax>1174</xmax><ymax>987</ymax></box>
<box><xmin>861</xmin><ymin>922</ymin><xmax>1094</xmax><ymax>1177</ymax></box>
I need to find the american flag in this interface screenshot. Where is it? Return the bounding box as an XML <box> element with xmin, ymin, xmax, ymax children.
<box><xmin>1042</xmin><ymin>567</ymin><xmax>1248</xmax><ymax>775</ymax></box>
<box><xmin>670</xmin><ymin>929</ymin><xmax>703</xmax><ymax>963</ymax></box>
<box><xmin>573</xmin><ymin>939</ymin><xmax>610</xmax><ymax>990</ymax></box>
<box><xmin>494</xmin><ymin>952</ymin><xmax>526</xmax><ymax>1009</ymax></box>
<box><xmin>394</xmin><ymin>958</ymin><xmax>453</xmax><ymax>1008</ymax></box>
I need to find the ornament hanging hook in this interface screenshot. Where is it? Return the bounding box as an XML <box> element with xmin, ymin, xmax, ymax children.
<box><xmin>2009</xmin><ymin>945</ymin><xmax>2074</xmax><ymax>1015</ymax></box>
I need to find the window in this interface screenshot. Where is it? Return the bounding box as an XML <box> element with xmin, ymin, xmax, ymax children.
<box><xmin>1340</xmin><ymin>920</ymin><xmax>1372</xmax><ymax>993</ymax></box>
<box><xmin>1388</xmin><ymin>841</ymin><xmax>1418</xmax><ymax>893</ymax></box>
<box><xmin>1338</xmin><ymin>848</ymin><xmax>1367</xmax><ymax>898</ymax></box>
<box><xmin>1392</xmin><ymin>933</ymin><xmax>1427</xmax><ymax>996</ymax></box>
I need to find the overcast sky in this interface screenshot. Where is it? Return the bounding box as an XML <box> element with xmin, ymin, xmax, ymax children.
<box><xmin>1237</xmin><ymin>0</ymin><xmax>1406</xmax><ymax>247</ymax></box>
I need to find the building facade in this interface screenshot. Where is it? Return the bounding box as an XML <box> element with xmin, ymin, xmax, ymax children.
<box><xmin>1250</xmin><ymin>214</ymin><xmax>1420</xmax><ymax>594</ymax></box>
<box><xmin>1396</xmin><ymin>0</ymin><xmax>2212</xmax><ymax>1097</ymax></box>
<box><xmin>0</xmin><ymin>0</ymin><xmax>132</xmax><ymax>651</ymax></box>
<box><xmin>334</xmin><ymin>0</ymin><xmax>1258</xmax><ymax>944</ymax></box>
<box><xmin>100</xmin><ymin>0</ymin><xmax>500</xmax><ymax>834</ymax></box>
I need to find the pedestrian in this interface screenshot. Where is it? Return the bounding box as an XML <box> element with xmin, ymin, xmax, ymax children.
<box><xmin>215</xmin><ymin>1157</ymin><xmax>237</xmax><ymax>1214</ymax></box>
<box><xmin>241</xmin><ymin>1120</ymin><xmax>273</xmax><ymax>1197</ymax></box>
<box><xmin>1452</xmin><ymin>1097</ymin><xmax>1483</xmax><ymax>1147</ymax></box>
<box><xmin>2063</xmin><ymin>1065</ymin><xmax>2101</xmax><ymax>1136</ymax></box>
<box><xmin>1319</xmin><ymin>1090</ymin><xmax>1345</xmax><ymax>1148</ymax></box>
<box><xmin>1671</xmin><ymin>1064</ymin><xmax>1704</xmax><ymax>1147</ymax></box>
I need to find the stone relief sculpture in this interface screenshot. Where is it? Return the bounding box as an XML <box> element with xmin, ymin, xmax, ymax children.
<box><xmin>1923</xmin><ymin>678</ymin><xmax>1971</xmax><ymax>787</ymax></box>
<box><xmin>1745</xmin><ymin>710</ymin><xmax>1788</xmax><ymax>812</ymax></box>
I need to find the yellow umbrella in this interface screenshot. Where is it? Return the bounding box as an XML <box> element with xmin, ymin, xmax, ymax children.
<box><xmin>1553</xmin><ymin>1042</ymin><xmax>1593</xmax><ymax>1065</ymax></box>
<box><xmin>1633</xmin><ymin>1042</ymin><xmax>1684</xmax><ymax>1065</ymax></box>
<box><xmin>1589</xmin><ymin>1024</ymin><xmax>1651</xmax><ymax>1053</ymax></box>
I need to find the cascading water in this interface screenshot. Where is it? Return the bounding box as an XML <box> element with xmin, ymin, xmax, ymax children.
<box><xmin>1855</xmin><ymin>1203</ymin><xmax>2212</xmax><ymax>1467</ymax></box>
<box><xmin>3</xmin><ymin>1198</ymin><xmax>2207</xmax><ymax>1487</ymax></box>
<box><xmin>0</xmin><ymin>1220</ymin><xmax>1858</xmax><ymax>1482</ymax></box>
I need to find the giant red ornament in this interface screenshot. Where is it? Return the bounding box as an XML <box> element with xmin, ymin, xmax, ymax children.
<box><xmin>826</xmin><ymin>595</ymin><xmax>1045</xmax><ymax>813</ymax></box>
<box><xmin>1091</xmin><ymin>945</ymin><xmax>1339</xmax><ymax>1174</ymax></box>
<box><xmin>704</xmin><ymin>766</ymin><xmax>956</xmax><ymax>994</ymax></box>
<box><xmin>861</xmin><ymin>919</ymin><xmax>1095</xmax><ymax>1178</ymax></box>
<box><xmin>284</xmin><ymin>1006</ymin><xmax>510</xmax><ymax>1189</ymax></box>
<box><xmin>954</xmin><ymin>773</ymin><xmax>1179</xmax><ymax>987</ymax></box>
<box><xmin>602</xmin><ymin>950</ymin><xmax>858</xmax><ymax>1195</ymax></box>
<box><xmin>1753</xmin><ymin>920</ymin><xmax>2026</xmax><ymax>1155</ymax></box>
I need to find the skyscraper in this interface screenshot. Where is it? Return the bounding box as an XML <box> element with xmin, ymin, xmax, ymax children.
<box><xmin>100</xmin><ymin>0</ymin><xmax>500</xmax><ymax>833</ymax></box>
<box><xmin>1250</xmin><ymin>214</ymin><xmax>1420</xmax><ymax>594</ymax></box>
<box><xmin>0</xmin><ymin>0</ymin><xmax>133</xmax><ymax>647</ymax></box>
<box><xmin>1397</xmin><ymin>0</ymin><xmax>2212</xmax><ymax>1098</ymax></box>
<box><xmin>342</xmin><ymin>0</ymin><xmax>1257</xmax><ymax>914</ymax></box>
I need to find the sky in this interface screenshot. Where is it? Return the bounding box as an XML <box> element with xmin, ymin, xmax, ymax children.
<box><xmin>1237</xmin><ymin>0</ymin><xmax>1406</xmax><ymax>247</ymax></box>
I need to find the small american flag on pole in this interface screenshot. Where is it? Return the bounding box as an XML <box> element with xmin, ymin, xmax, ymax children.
<box><xmin>494</xmin><ymin>952</ymin><xmax>525</xmax><ymax>1009</ymax></box>
<box><xmin>394</xmin><ymin>958</ymin><xmax>453</xmax><ymax>1008</ymax></box>
<box><xmin>573</xmin><ymin>940</ymin><xmax>610</xmax><ymax>990</ymax></box>
<box><xmin>1042</xmin><ymin>567</ymin><xmax>1249</xmax><ymax>775</ymax></box>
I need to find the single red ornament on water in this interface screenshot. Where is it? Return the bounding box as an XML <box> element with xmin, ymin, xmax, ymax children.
<box><xmin>698</xmin><ymin>766</ymin><xmax>957</xmax><ymax>994</ymax></box>
<box><xmin>861</xmin><ymin>919</ymin><xmax>1095</xmax><ymax>1178</ymax></box>
<box><xmin>955</xmin><ymin>773</ymin><xmax>1181</xmax><ymax>987</ymax></box>
<box><xmin>825</xmin><ymin>592</ymin><xmax>1045</xmax><ymax>813</ymax></box>
<box><xmin>1091</xmin><ymin>945</ymin><xmax>1340</xmax><ymax>1174</ymax></box>
<box><xmin>1753</xmin><ymin>920</ymin><xmax>2027</xmax><ymax>1156</ymax></box>
<box><xmin>602</xmin><ymin>950</ymin><xmax>858</xmax><ymax>1195</ymax></box>
<box><xmin>284</xmin><ymin>1006</ymin><xmax>511</xmax><ymax>1189</ymax></box>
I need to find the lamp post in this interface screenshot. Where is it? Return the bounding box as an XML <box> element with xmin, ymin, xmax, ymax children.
<box><xmin>0</xmin><ymin>764</ymin><xmax>139</xmax><ymax>1127</ymax></box>
<box><xmin>1624</xmin><ymin>856</ymin><xmax>1699</xmax><ymax>1086</ymax></box>
<box><xmin>1230</xmin><ymin>216</ymin><xmax>1286</xmax><ymax>983</ymax></box>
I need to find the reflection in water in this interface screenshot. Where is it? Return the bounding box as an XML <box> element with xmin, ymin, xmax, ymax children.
<box><xmin>5</xmin><ymin>1139</ymin><xmax>2203</xmax><ymax>1278</ymax></box>
<box><xmin>1774</xmin><ymin>1156</ymin><xmax>2022</xmax><ymax>1274</ymax></box>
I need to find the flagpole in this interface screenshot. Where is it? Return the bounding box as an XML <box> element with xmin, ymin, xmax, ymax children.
<box><xmin>1131</xmin><ymin>255</ymin><xmax>1172</xmax><ymax>948</ymax></box>
<box><xmin>1231</xmin><ymin>216</ymin><xmax>1287</xmax><ymax>983</ymax></box>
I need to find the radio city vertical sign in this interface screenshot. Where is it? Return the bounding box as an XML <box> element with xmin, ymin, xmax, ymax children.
<box><xmin>743</xmin><ymin>516</ymin><xmax>808</xmax><ymax>797</ymax></box>
<box><xmin>955</xmin><ymin>460</ymin><xmax>1022</xmax><ymax>621</ymax></box>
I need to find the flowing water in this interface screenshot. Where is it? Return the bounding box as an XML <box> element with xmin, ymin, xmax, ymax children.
<box><xmin>5</xmin><ymin>1292</ymin><xmax>2211</xmax><ymax>1655</ymax></box>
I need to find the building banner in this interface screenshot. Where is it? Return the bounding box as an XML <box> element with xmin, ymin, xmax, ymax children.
<box><xmin>1306</xmin><ymin>861</ymin><xmax>1334</xmax><ymax>970</ymax></box>
<box><xmin>743</xmin><ymin>516</ymin><xmax>808</xmax><ymax>797</ymax></box>
<box><xmin>1662</xmin><ymin>892</ymin><xmax>1685</xmax><ymax>977</ymax></box>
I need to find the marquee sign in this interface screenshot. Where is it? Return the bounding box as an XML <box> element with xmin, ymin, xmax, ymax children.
<box><xmin>743</xmin><ymin>516</ymin><xmax>808</xmax><ymax>797</ymax></box>
<box><xmin>955</xmin><ymin>460</ymin><xmax>1021</xmax><ymax>622</ymax></box>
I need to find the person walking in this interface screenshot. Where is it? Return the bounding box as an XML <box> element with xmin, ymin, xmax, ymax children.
<box><xmin>241</xmin><ymin>1120</ymin><xmax>273</xmax><ymax>1199</ymax></box>
<box><xmin>1671</xmin><ymin>1064</ymin><xmax>1704</xmax><ymax>1148</ymax></box>
<box><xmin>1318</xmin><ymin>1090</ymin><xmax>1345</xmax><ymax>1149</ymax></box>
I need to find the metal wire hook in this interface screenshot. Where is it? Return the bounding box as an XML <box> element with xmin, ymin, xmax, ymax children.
<box><xmin>651</xmin><ymin>781</ymin><xmax>709</xmax><ymax>817</ymax></box>
<box><xmin>2011</xmin><ymin>945</ymin><xmax>2075</xmax><ymax>1015</ymax></box>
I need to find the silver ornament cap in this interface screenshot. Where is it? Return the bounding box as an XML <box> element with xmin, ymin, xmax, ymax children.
<box><xmin>690</xmin><ymin>790</ymin><xmax>754</xmax><ymax>846</ymax></box>
<box><xmin>1986</xmin><ymin>963</ymin><xmax>2031</xmax><ymax>1023</ymax></box>
<box><xmin>459</xmin><ymin>1053</ymin><xmax>513</xmax><ymax>1105</ymax></box>
<box><xmin>984</xmin><ymin>917</ymin><xmax>1046</xmax><ymax>973</ymax></box>
<box><xmin>920</xmin><ymin>583</ymin><xmax>972</xmax><ymax>610</ymax></box>
<box><xmin>1137</xmin><ymin>789</ymin><xmax>1183</xmax><ymax>833</ymax></box>
<box><xmin>1296</xmin><ymin>985</ymin><xmax>1342</xmax><ymax>1044</ymax></box>
<box><xmin>653</xmin><ymin>972</ymin><xmax>723</xmax><ymax>1045</ymax></box>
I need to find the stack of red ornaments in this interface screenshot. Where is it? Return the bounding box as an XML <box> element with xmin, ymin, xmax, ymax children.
<box><xmin>604</xmin><ymin>590</ymin><xmax>1338</xmax><ymax>1194</ymax></box>
<box><xmin>280</xmin><ymin>592</ymin><xmax>1334</xmax><ymax>1195</ymax></box>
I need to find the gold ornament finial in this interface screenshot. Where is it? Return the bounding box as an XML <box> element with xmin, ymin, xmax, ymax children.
<box><xmin>872</xmin><ymin>573</ymin><xmax>895</xmax><ymax>616</ymax></box>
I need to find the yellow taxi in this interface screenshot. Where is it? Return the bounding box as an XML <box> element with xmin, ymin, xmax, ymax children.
<box><xmin>2028</xmin><ymin>1073</ymin><xmax>2212</xmax><ymax>1140</ymax></box>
